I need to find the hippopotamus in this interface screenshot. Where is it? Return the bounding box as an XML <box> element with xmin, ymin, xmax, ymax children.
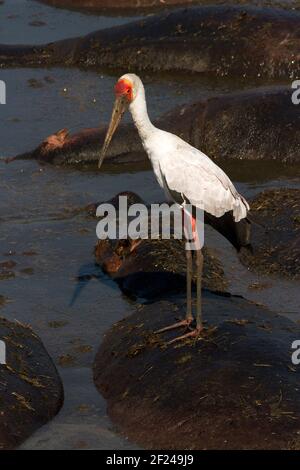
<box><xmin>240</xmin><ymin>188</ymin><xmax>300</xmax><ymax>279</ymax></box>
<box><xmin>10</xmin><ymin>87</ymin><xmax>300</xmax><ymax>166</ymax></box>
<box><xmin>0</xmin><ymin>5</ymin><xmax>299</xmax><ymax>79</ymax></box>
<box><xmin>36</xmin><ymin>0</ymin><xmax>203</xmax><ymax>12</ymax></box>
<box><xmin>91</xmin><ymin>192</ymin><xmax>228</xmax><ymax>300</ymax></box>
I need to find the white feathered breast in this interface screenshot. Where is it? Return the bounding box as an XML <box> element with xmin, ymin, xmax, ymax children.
<box><xmin>146</xmin><ymin>130</ymin><xmax>250</xmax><ymax>222</ymax></box>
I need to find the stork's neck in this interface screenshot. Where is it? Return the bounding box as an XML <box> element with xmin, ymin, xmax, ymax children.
<box><xmin>129</xmin><ymin>86</ymin><xmax>155</xmax><ymax>142</ymax></box>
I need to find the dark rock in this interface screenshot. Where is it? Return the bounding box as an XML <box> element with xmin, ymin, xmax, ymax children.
<box><xmin>0</xmin><ymin>318</ymin><xmax>64</xmax><ymax>449</ymax></box>
<box><xmin>94</xmin><ymin>292</ymin><xmax>300</xmax><ymax>449</ymax></box>
<box><xmin>1</xmin><ymin>6</ymin><xmax>299</xmax><ymax>79</ymax></box>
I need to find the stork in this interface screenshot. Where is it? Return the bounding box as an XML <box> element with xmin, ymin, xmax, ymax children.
<box><xmin>98</xmin><ymin>73</ymin><xmax>251</xmax><ymax>343</ymax></box>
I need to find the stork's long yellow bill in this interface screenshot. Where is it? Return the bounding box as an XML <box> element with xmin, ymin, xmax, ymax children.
<box><xmin>98</xmin><ymin>95</ymin><xmax>129</xmax><ymax>169</ymax></box>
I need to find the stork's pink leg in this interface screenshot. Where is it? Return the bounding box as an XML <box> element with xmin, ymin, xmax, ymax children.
<box><xmin>164</xmin><ymin>324</ymin><xmax>203</xmax><ymax>345</ymax></box>
<box><xmin>155</xmin><ymin>212</ymin><xmax>193</xmax><ymax>334</ymax></box>
<box><xmin>196</xmin><ymin>248</ymin><xmax>204</xmax><ymax>331</ymax></box>
<box><xmin>156</xmin><ymin>250</ymin><xmax>194</xmax><ymax>333</ymax></box>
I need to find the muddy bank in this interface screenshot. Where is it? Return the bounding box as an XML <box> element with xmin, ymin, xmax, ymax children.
<box><xmin>92</xmin><ymin>192</ymin><xmax>227</xmax><ymax>299</ymax></box>
<box><xmin>94</xmin><ymin>293</ymin><xmax>300</xmax><ymax>449</ymax></box>
<box><xmin>0</xmin><ymin>317</ymin><xmax>63</xmax><ymax>449</ymax></box>
<box><xmin>1</xmin><ymin>6</ymin><xmax>299</xmax><ymax>79</ymax></box>
<box><xmin>11</xmin><ymin>87</ymin><xmax>300</xmax><ymax>167</ymax></box>
<box><xmin>241</xmin><ymin>188</ymin><xmax>300</xmax><ymax>280</ymax></box>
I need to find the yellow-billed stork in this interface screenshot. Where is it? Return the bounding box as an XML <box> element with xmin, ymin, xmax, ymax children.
<box><xmin>98</xmin><ymin>73</ymin><xmax>251</xmax><ymax>344</ymax></box>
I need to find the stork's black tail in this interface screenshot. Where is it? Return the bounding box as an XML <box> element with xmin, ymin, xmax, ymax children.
<box><xmin>204</xmin><ymin>211</ymin><xmax>252</xmax><ymax>252</ymax></box>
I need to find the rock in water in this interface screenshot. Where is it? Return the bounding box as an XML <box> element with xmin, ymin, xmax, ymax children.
<box><xmin>0</xmin><ymin>317</ymin><xmax>64</xmax><ymax>449</ymax></box>
<box><xmin>94</xmin><ymin>292</ymin><xmax>300</xmax><ymax>449</ymax></box>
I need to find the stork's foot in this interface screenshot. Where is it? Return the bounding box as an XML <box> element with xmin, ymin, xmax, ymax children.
<box><xmin>155</xmin><ymin>317</ymin><xmax>193</xmax><ymax>334</ymax></box>
<box><xmin>165</xmin><ymin>325</ymin><xmax>204</xmax><ymax>345</ymax></box>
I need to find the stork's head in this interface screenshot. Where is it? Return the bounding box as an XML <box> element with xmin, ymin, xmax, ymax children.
<box><xmin>98</xmin><ymin>74</ymin><xmax>141</xmax><ymax>169</ymax></box>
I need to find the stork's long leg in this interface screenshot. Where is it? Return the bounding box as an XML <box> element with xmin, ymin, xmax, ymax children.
<box><xmin>186</xmin><ymin>248</ymin><xmax>193</xmax><ymax>322</ymax></box>
<box><xmin>160</xmin><ymin>216</ymin><xmax>204</xmax><ymax>345</ymax></box>
<box><xmin>195</xmin><ymin>248</ymin><xmax>204</xmax><ymax>331</ymax></box>
<box><xmin>154</xmin><ymin>248</ymin><xmax>193</xmax><ymax>334</ymax></box>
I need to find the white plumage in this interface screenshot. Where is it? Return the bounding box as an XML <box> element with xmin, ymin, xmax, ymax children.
<box><xmin>127</xmin><ymin>73</ymin><xmax>250</xmax><ymax>222</ymax></box>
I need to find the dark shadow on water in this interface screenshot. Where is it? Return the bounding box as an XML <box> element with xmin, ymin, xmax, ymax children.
<box><xmin>69</xmin><ymin>262</ymin><xmax>117</xmax><ymax>307</ymax></box>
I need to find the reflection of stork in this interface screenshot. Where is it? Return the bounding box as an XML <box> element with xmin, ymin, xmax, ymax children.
<box><xmin>99</xmin><ymin>73</ymin><xmax>251</xmax><ymax>343</ymax></box>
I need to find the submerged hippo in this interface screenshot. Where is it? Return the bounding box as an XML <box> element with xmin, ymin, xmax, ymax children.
<box><xmin>94</xmin><ymin>295</ymin><xmax>300</xmax><ymax>449</ymax></box>
<box><xmin>90</xmin><ymin>191</ymin><xmax>251</xmax><ymax>300</ymax></box>
<box><xmin>10</xmin><ymin>87</ymin><xmax>300</xmax><ymax>166</ymax></box>
<box><xmin>240</xmin><ymin>188</ymin><xmax>300</xmax><ymax>280</ymax></box>
<box><xmin>36</xmin><ymin>0</ymin><xmax>300</xmax><ymax>11</ymax></box>
<box><xmin>36</xmin><ymin>0</ymin><xmax>203</xmax><ymax>12</ymax></box>
<box><xmin>1</xmin><ymin>5</ymin><xmax>299</xmax><ymax>79</ymax></box>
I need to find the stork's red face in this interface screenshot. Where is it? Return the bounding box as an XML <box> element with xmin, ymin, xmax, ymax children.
<box><xmin>98</xmin><ymin>77</ymin><xmax>133</xmax><ymax>169</ymax></box>
<box><xmin>114</xmin><ymin>78</ymin><xmax>134</xmax><ymax>102</ymax></box>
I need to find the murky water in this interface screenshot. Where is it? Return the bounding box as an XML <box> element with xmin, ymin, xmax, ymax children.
<box><xmin>0</xmin><ymin>0</ymin><xmax>137</xmax><ymax>44</ymax></box>
<box><xmin>0</xmin><ymin>0</ymin><xmax>299</xmax><ymax>450</ymax></box>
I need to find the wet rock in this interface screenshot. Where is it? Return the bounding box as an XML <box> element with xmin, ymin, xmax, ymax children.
<box><xmin>94</xmin><ymin>292</ymin><xmax>300</xmax><ymax>449</ymax></box>
<box><xmin>1</xmin><ymin>6</ymin><xmax>299</xmax><ymax>79</ymax></box>
<box><xmin>0</xmin><ymin>317</ymin><xmax>64</xmax><ymax>449</ymax></box>
<box><xmin>12</xmin><ymin>87</ymin><xmax>300</xmax><ymax>166</ymax></box>
<box><xmin>241</xmin><ymin>188</ymin><xmax>300</xmax><ymax>279</ymax></box>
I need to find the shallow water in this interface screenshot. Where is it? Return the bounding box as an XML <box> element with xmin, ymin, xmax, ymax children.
<box><xmin>0</xmin><ymin>0</ymin><xmax>137</xmax><ymax>44</ymax></box>
<box><xmin>0</xmin><ymin>0</ymin><xmax>299</xmax><ymax>451</ymax></box>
